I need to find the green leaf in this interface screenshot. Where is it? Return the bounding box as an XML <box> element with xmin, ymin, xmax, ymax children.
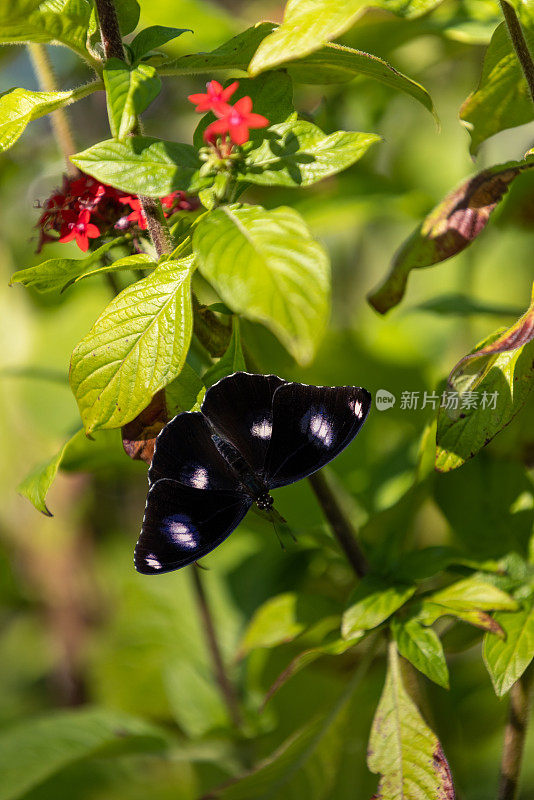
<box><xmin>17</xmin><ymin>438</ymin><xmax>71</xmax><ymax>516</ymax></box>
<box><xmin>71</xmin><ymin>136</ymin><xmax>203</xmax><ymax>197</ymax></box>
<box><xmin>0</xmin><ymin>707</ymin><xmax>168</xmax><ymax>800</ymax></box>
<box><xmin>460</xmin><ymin>7</ymin><xmax>534</xmax><ymax>154</ymax></box>
<box><xmin>129</xmin><ymin>25</ymin><xmax>191</xmax><ymax>61</ymax></box>
<box><xmin>435</xmin><ymin>337</ymin><xmax>534</xmax><ymax>472</ymax></box>
<box><xmin>103</xmin><ymin>59</ymin><xmax>161</xmax><ymax>140</ymax></box>
<box><xmin>239</xmin><ymin>592</ymin><xmax>340</xmax><ymax>656</ymax></box>
<box><xmin>341</xmin><ymin>577</ymin><xmax>416</xmax><ymax>639</ymax></box>
<box><xmin>287</xmin><ymin>42</ymin><xmax>435</xmax><ymax>114</ymax></box>
<box><xmin>422</xmin><ymin>577</ymin><xmax>518</xmax><ymax>616</ymax></box>
<box><xmin>114</xmin><ymin>0</ymin><xmax>140</xmax><ymax>35</ymax></box>
<box><xmin>193</xmin><ymin>204</ymin><xmax>330</xmax><ymax>365</ymax></box>
<box><xmin>484</xmin><ymin>602</ymin><xmax>534</xmax><ymax>696</ymax></box>
<box><xmin>62</xmin><ymin>253</ymin><xmax>156</xmax><ymax>291</ymax></box>
<box><xmin>0</xmin><ymin>0</ymin><xmax>93</xmax><ymax>58</ymax></box>
<box><xmin>164</xmin><ymin>660</ymin><xmax>230</xmax><ymax>738</ymax></box>
<box><xmin>239</xmin><ymin>115</ymin><xmax>381</xmax><ymax>187</ymax></box>
<box><xmin>10</xmin><ymin>239</ymin><xmax>123</xmax><ymax>293</ymax></box>
<box><xmin>70</xmin><ymin>257</ymin><xmax>195</xmax><ymax>432</ymax></box>
<box><xmin>203</xmin><ymin>317</ymin><xmax>246</xmax><ymax>388</ymax></box>
<box><xmin>165</xmin><ymin>363</ymin><xmax>205</xmax><ymax>416</ymax></box>
<box><xmin>162</xmin><ymin>23</ymin><xmax>435</xmax><ymax>116</ymax></box>
<box><xmin>368</xmin><ymin>641</ymin><xmax>455</xmax><ymax>800</ymax></box>
<box><xmin>368</xmin><ymin>158</ymin><xmax>534</xmax><ymax>314</ymax></box>
<box><xmin>248</xmin><ymin>0</ymin><xmax>444</xmax><ymax>76</ymax></box>
<box><xmin>391</xmin><ymin>617</ymin><xmax>449</xmax><ymax>688</ymax></box>
<box><xmin>0</xmin><ymin>83</ymin><xmax>99</xmax><ymax>153</ymax></box>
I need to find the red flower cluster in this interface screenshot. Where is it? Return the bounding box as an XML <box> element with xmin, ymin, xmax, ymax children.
<box><xmin>37</xmin><ymin>172</ymin><xmax>199</xmax><ymax>252</ymax></box>
<box><xmin>188</xmin><ymin>80</ymin><xmax>269</xmax><ymax>147</ymax></box>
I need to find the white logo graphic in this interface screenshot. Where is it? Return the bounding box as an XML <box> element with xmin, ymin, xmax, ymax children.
<box><xmin>376</xmin><ymin>389</ymin><xmax>396</xmax><ymax>411</ymax></box>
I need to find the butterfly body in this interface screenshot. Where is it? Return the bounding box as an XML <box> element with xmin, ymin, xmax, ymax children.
<box><xmin>135</xmin><ymin>372</ymin><xmax>371</xmax><ymax>575</ymax></box>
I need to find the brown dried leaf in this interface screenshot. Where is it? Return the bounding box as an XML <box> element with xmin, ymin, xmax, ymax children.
<box><xmin>121</xmin><ymin>390</ymin><xmax>167</xmax><ymax>465</ymax></box>
<box><xmin>369</xmin><ymin>158</ymin><xmax>534</xmax><ymax>314</ymax></box>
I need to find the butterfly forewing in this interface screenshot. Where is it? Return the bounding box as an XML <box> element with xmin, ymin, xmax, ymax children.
<box><xmin>135</xmin><ymin>479</ymin><xmax>251</xmax><ymax>574</ymax></box>
<box><xmin>148</xmin><ymin>412</ymin><xmax>239</xmax><ymax>491</ymax></box>
<box><xmin>201</xmin><ymin>372</ymin><xmax>286</xmax><ymax>475</ymax></box>
<box><xmin>263</xmin><ymin>384</ymin><xmax>371</xmax><ymax>489</ymax></box>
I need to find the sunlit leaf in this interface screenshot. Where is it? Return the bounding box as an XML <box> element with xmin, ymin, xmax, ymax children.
<box><xmin>368</xmin><ymin>641</ymin><xmax>455</xmax><ymax>799</ymax></box>
<box><xmin>248</xmin><ymin>0</ymin><xmax>444</xmax><ymax>76</ymax></box>
<box><xmin>70</xmin><ymin>257</ymin><xmax>195</xmax><ymax>432</ymax></box>
<box><xmin>420</xmin><ymin>577</ymin><xmax>518</xmax><ymax>617</ymax></box>
<box><xmin>435</xmin><ymin>337</ymin><xmax>534</xmax><ymax>472</ymax></box>
<box><xmin>460</xmin><ymin>5</ymin><xmax>534</xmax><ymax>154</ymax></box>
<box><xmin>483</xmin><ymin>602</ymin><xmax>534</xmax><ymax>696</ymax></box>
<box><xmin>193</xmin><ymin>204</ymin><xmax>330</xmax><ymax>365</ymax></box>
<box><xmin>10</xmin><ymin>239</ymin><xmax>126</xmax><ymax>293</ymax></box>
<box><xmin>368</xmin><ymin>158</ymin><xmax>534</xmax><ymax>314</ymax></box>
<box><xmin>0</xmin><ymin>83</ymin><xmax>99</xmax><ymax>153</ymax></box>
<box><xmin>103</xmin><ymin>59</ymin><xmax>161</xmax><ymax>140</ymax></box>
<box><xmin>341</xmin><ymin>576</ymin><xmax>416</xmax><ymax>639</ymax></box>
<box><xmin>17</xmin><ymin>438</ymin><xmax>71</xmax><ymax>516</ymax></box>
<box><xmin>239</xmin><ymin>115</ymin><xmax>381</xmax><ymax>187</ymax></box>
<box><xmin>71</xmin><ymin>137</ymin><xmax>203</xmax><ymax>197</ymax></box>
<box><xmin>0</xmin><ymin>0</ymin><xmax>93</xmax><ymax>57</ymax></box>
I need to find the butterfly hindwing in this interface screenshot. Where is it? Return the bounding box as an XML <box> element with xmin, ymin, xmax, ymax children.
<box><xmin>263</xmin><ymin>383</ymin><xmax>372</xmax><ymax>488</ymax></box>
<box><xmin>201</xmin><ymin>372</ymin><xmax>286</xmax><ymax>475</ymax></box>
<box><xmin>135</xmin><ymin>478</ymin><xmax>252</xmax><ymax>574</ymax></box>
<box><xmin>148</xmin><ymin>412</ymin><xmax>239</xmax><ymax>491</ymax></box>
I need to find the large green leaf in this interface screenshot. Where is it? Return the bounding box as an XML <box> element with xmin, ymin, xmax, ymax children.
<box><xmin>162</xmin><ymin>23</ymin><xmax>435</xmax><ymax>113</ymax></box>
<box><xmin>391</xmin><ymin>617</ymin><xmax>449</xmax><ymax>688</ymax></box>
<box><xmin>483</xmin><ymin>602</ymin><xmax>534</xmax><ymax>696</ymax></box>
<box><xmin>239</xmin><ymin>115</ymin><xmax>381</xmax><ymax>187</ymax></box>
<box><xmin>0</xmin><ymin>707</ymin><xmax>168</xmax><ymax>800</ymax></box>
<box><xmin>368</xmin><ymin>158</ymin><xmax>534</xmax><ymax>314</ymax></box>
<box><xmin>193</xmin><ymin>204</ymin><xmax>330</xmax><ymax>365</ymax></box>
<box><xmin>10</xmin><ymin>239</ymin><xmax>125</xmax><ymax>293</ymax></box>
<box><xmin>103</xmin><ymin>59</ymin><xmax>161</xmax><ymax>140</ymax></box>
<box><xmin>71</xmin><ymin>136</ymin><xmax>203</xmax><ymax>197</ymax></box>
<box><xmin>248</xmin><ymin>0</ymin><xmax>444</xmax><ymax>76</ymax></box>
<box><xmin>368</xmin><ymin>642</ymin><xmax>455</xmax><ymax>799</ymax></box>
<box><xmin>341</xmin><ymin>576</ymin><xmax>416</xmax><ymax>639</ymax></box>
<box><xmin>460</xmin><ymin>7</ymin><xmax>534</xmax><ymax>154</ymax></box>
<box><xmin>70</xmin><ymin>258</ymin><xmax>195</xmax><ymax>432</ymax></box>
<box><xmin>419</xmin><ymin>577</ymin><xmax>518</xmax><ymax>618</ymax></box>
<box><xmin>0</xmin><ymin>83</ymin><xmax>99</xmax><ymax>153</ymax></box>
<box><xmin>0</xmin><ymin>0</ymin><xmax>94</xmax><ymax>59</ymax></box>
<box><xmin>435</xmin><ymin>337</ymin><xmax>534</xmax><ymax>472</ymax></box>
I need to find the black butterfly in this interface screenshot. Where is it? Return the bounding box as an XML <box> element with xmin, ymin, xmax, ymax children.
<box><xmin>135</xmin><ymin>372</ymin><xmax>371</xmax><ymax>574</ymax></box>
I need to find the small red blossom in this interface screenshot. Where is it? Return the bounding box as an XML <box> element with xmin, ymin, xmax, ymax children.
<box><xmin>188</xmin><ymin>80</ymin><xmax>238</xmax><ymax>113</ymax></box>
<box><xmin>119</xmin><ymin>196</ymin><xmax>147</xmax><ymax>230</ymax></box>
<box><xmin>204</xmin><ymin>96</ymin><xmax>269</xmax><ymax>146</ymax></box>
<box><xmin>58</xmin><ymin>209</ymin><xmax>100</xmax><ymax>252</ymax></box>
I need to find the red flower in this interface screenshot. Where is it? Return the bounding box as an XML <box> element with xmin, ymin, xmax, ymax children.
<box><xmin>58</xmin><ymin>209</ymin><xmax>100</xmax><ymax>252</ymax></box>
<box><xmin>118</xmin><ymin>196</ymin><xmax>147</xmax><ymax>230</ymax></box>
<box><xmin>204</xmin><ymin>96</ymin><xmax>269</xmax><ymax>146</ymax></box>
<box><xmin>188</xmin><ymin>80</ymin><xmax>238</xmax><ymax>113</ymax></box>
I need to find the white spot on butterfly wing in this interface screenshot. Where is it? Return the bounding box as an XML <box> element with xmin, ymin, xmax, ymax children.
<box><xmin>189</xmin><ymin>466</ymin><xmax>209</xmax><ymax>489</ymax></box>
<box><xmin>352</xmin><ymin>399</ymin><xmax>363</xmax><ymax>418</ymax></box>
<box><xmin>146</xmin><ymin>553</ymin><xmax>162</xmax><ymax>570</ymax></box>
<box><xmin>309</xmin><ymin>412</ymin><xmax>333</xmax><ymax>447</ymax></box>
<box><xmin>251</xmin><ymin>419</ymin><xmax>272</xmax><ymax>439</ymax></box>
<box><xmin>165</xmin><ymin>518</ymin><xmax>198</xmax><ymax>549</ymax></box>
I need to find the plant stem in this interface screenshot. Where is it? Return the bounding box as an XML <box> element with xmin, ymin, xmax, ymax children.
<box><xmin>191</xmin><ymin>567</ymin><xmax>243</xmax><ymax>729</ymax></box>
<box><xmin>27</xmin><ymin>44</ymin><xmax>78</xmax><ymax>175</ymax></box>
<box><xmin>498</xmin><ymin>664</ymin><xmax>534</xmax><ymax>800</ymax></box>
<box><xmin>93</xmin><ymin>0</ymin><xmax>173</xmax><ymax>258</ymax></box>
<box><xmin>500</xmin><ymin>1</ymin><xmax>534</xmax><ymax>106</ymax></box>
<box><xmin>308</xmin><ymin>470</ymin><xmax>368</xmax><ymax>578</ymax></box>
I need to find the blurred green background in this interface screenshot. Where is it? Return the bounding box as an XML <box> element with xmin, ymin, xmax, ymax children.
<box><xmin>1</xmin><ymin>1</ymin><xmax>534</xmax><ymax>798</ymax></box>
